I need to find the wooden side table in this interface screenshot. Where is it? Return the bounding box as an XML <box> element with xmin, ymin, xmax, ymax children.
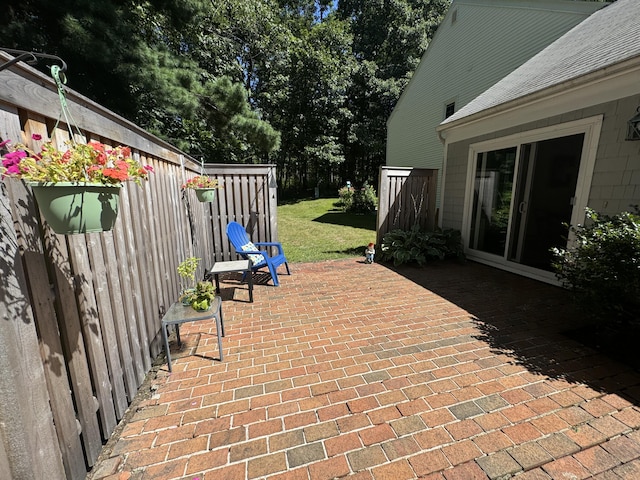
<box><xmin>208</xmin><ymin>260</ymin><xmax>254</xmax><ymax>302</ymax></box>
<box><xmin>161</xmin><ymin>296</ymin><xmax>224</xmax><ymax>372</ymax></box>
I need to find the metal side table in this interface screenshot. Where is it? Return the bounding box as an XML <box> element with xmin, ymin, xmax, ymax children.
<box><xmin>161</xmin><ymin>296</ymin><xmax>224</xmax><ymax>372</ymax></box>
<box><xmin>208</xmin><ymin>260</ymin><xmax>253</xmax><ymax>302</ymax></box>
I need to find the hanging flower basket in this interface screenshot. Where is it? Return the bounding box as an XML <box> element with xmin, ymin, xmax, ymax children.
<box><xmin>30</xmin><ymin>182</ymin><xmax>122</xmax><ymax>234</ymax></box>
<box><xmin>181</xmin><ymin>175</ymin><xmax>221</xmax><ymax>202</ymax></box>
<box><xmin>1</xmin><ymin>137</ymin><xmax>153</xmax><ymax>235</ymax></box>
<box><xmin>0</xmin><ymin>68</ymin><xmax>153</xmax><ymax>235</ymax></box>
<box><xmin>194</xmin><ymin>188</ymin><xmax>217</xmax><ymax>203</ymax></box>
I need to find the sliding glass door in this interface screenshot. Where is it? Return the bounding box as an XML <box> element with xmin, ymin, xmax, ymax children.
<box><xmin>468</xmin><ymin>133</ymin><xmax>584</xmax><ymax>272</ymax></box>
<box><xmin>469</xmin><ymin>147</ymin><xmax>517</xmax><ymax>256</ymax></box>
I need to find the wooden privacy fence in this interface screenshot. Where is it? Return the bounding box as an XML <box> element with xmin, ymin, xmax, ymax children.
<box><xmin>376</xmin><ymin>167</ymin><xmax>438</xmax><ymax>245</ymax></box>
<box><xmin>0</xmin><ymin>52</ymin><xmax>278</xmax><ymax>479</ymax></box>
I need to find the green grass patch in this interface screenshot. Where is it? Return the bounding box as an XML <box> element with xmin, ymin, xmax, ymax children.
<box><xmin>278</xmin><ymin>198</ymin><xmax>376</xmax><ymax>263</ymax></box>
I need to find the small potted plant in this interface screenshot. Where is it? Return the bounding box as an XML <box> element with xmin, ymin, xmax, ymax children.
<box><xmin>177</xmin><ymin>256</ymin><xmax>200</xmax><ymax>305</ymax></box>
<box><xmin>184</xmin><ymin>280</ymin><xmax>216</xmax><ymax>311</ymax></box>
<box><xmin>0</xmin><ymin>135</ymin><xmax>153</xmax><ymax>234</ymax></box>
<box><xmin>181</xmin><ymin>175</ymin><xmax>222</xmax><ymax>202</ymax></box>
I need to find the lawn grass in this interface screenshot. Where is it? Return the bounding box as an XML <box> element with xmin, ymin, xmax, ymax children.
<box><xmin>278</xmin><ymin>198</ymin><xmax>377</xmax><ymax>263</ymax></box>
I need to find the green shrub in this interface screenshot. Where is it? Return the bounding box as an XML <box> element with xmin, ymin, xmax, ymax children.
<box><xmin>337</xmin><ymin>183</ymin><xmax>377</xmax><ymax>214</ymax></box>
<box><xmin>337</xmin><ymin>186</ymin><xmax>355</xmax><ymax>211</ymax></box>
<box><xmin>380</xmin><ymin>225</ymin><xmax>465</xmax><ymax>266</ymax></box>
<box><xmin>351</xmin><ymin>183</ymin><xmax>377</xmax><ymax>214</ymax></box>
<box><xmin>551</xmin><ymin>207</ymin><xmax>640</xmax><ymax>323</ymax></box>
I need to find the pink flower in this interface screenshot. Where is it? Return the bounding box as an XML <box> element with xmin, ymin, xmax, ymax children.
<box><xmin>0</xmin><ymin>139</ymin><xmax>10</xmax><ymax>148</ymax></box>
<box><xmin>1</xmin><ymin>150</ymin><xmax>27</xmax><ymax>177</ymax></box>
<box><xmin>31</xmin><ymin>134</ymin><xmax>42</xmax><ymax>141</ymax></box>
<box><xmin>2</xmin><ymin>150</ymin><xmax>27</xmax><ymax>165</ymax></box>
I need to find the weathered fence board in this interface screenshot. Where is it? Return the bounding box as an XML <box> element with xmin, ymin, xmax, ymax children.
<box><xmin>48</xmin><ymin>231</ymin><xmax>104</xmax><ymax>463</ymax></box>
<box><xmin>70</xmin><ymin>235</ymin><xmax>118</xmax><ymax>439</ymax></box>
<box><xmin>5</xmin><ymin>179</ymin><xmax>86</xmax><ymax>480</ymax></box>
<box><xmin>113</xmin><ymin>220</ymin><xmax>147</xmax><ymax>385</ymax></box>
<box><xmin>0</xmin><ymin>51</ymin><xmax>280</xmax><ymax>478</ymax></box>
<box><xmin>87</xmin><ymin>233</ymin><xmax>129</xmax><ymax>419</ymax></box>
<box><xmin>0</xmin><ymin>185</ymin><xmax>66</xmax><ymax>480</ymax></box>
<box><xmin>102</xmin><ymin>233</ymin><xmax>139</xmax><ymax>401</ymax></box>
<box><xmin>376</xmin><ymin>167</ymin><xmax>438</xmax><ymax>245</ymax></box>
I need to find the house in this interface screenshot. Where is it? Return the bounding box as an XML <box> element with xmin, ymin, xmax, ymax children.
<box><xmin>386</xmin><ymin>0</ymin><xmax>607</xmax><ymax>212</ymax></box>
<box><xmin>436</xmin><ymin>0</ymin><xmax>640</xmax><ymax>283</ymax></box>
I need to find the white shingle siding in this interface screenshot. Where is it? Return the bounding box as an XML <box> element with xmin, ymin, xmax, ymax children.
<box><xmin>386</xmin><ymin>0</ymin><xmax>606</xmax><ymax>208</ymax></box>
<box><xmin>590</xmin><ymin>96</ymin><xmax>640</xmax><ymax>214</ymax></box>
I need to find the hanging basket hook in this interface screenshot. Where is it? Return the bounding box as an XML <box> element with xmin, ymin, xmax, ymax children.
<box><xmin>0</xmin><ymin>47</ymin><xmax>67</xmax><ymax>73</ymax></box>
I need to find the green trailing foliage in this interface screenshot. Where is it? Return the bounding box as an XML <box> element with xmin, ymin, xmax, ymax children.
<box><xmin>551</xmin><ymin>207</ymin><xmax>640</xmax><ymax>323</ymax></box>
<box><xmin>380</xmin><ymin>225</ymin><xmax>465</xmax><ymax>266</ymax></box>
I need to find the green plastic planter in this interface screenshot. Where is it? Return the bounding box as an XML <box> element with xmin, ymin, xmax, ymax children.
<box><xmin>194</xmin><ymin>188</ymin><xmax>217</xmax><ymax>203</ymax></box>
<box><xmin>29</xmin><ymin>182</ymin><xmax>122</xmax><ymax>235</ymax></box>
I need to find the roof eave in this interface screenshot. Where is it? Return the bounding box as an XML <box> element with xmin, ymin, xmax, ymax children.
<box><xmin>436</xmin><ymin>55</ymin><xmax>640</xmax><ymax>143</ymax></box>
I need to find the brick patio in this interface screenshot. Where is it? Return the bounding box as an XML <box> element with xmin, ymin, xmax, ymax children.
<box><xmin>89</xmin><ymin>259</ymin><xmax>640</xmax><ymax>480</ymax></box>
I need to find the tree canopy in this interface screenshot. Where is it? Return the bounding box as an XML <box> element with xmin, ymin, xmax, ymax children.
<box><xmin>2</xmin><ymin>0</ymin><xmax>449</xmax><ymax>195</ymax></box>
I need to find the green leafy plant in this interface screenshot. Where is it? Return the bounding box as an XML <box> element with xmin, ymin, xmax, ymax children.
<box><xmin>380</xmin><ymin>225</ymin><xmax>465</xmax><ymax>266</ymax></box>
<box><xmin>337</xmin><ymin>183</ymin><xmax>377</xmax><ymax>214</ymax></box>
<box><xmin>185</xmin><ymin>281</ymin><xmax>216</xmax><ymax>311</ymax></box>
<box><xmin>177</xmin><ymin>256</ymin><xmax>200</xmax><ymax>295</ymax></box>
<box><xmin>337</xmin><ymin>185</ymin><xmax>355</xmax><ymax>211</ymax></box>
<box><xmin>551</xmin><ymin>207</ymin><xmax>640</xmax><ymax>323</ymax></box>
<box><xmin>351</xmin><ymin>183</ymin><xmax>378</xmax><ymax>214</ymax></box>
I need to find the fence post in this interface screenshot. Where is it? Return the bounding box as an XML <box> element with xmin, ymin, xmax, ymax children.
<box><xmin>376</xmin><ymin>167</ymin><xmax>391</xmax><ymax>246</ymax></box>
<box><xmin>268</xmin><ymin>165</ymin><xmax>279</xmax><ymax>242</ymax></box>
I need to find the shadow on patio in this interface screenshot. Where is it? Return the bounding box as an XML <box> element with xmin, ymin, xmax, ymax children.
<box><xmin>89</xmin><ymin>259</ymin><xmax>640</xmax><ymax>480</ymax></box>
<box><xmin>393</xmin><ymin>261</ymin><xmax>640</xmax><ymax>402</ymax></box>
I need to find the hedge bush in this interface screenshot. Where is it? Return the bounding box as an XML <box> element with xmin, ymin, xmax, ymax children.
<box><xmin>337</xmin><ymin>183</ymin><xmax>377</xmax><ymax>214</ymax></box>
<box><xmin>551</xmin><ymin>207</ymin><xmax>640</xmax><ymax>323</ymax></box>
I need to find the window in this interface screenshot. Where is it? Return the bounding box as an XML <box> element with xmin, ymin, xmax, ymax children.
<box><xmin>445</xmin><ymin>102</ymin><xmax>455</xmax><ymax>119</ymax></box>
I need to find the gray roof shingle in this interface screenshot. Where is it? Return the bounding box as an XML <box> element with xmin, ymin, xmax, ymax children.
<box><xmin>441</xmin><ymin>0</ymin><xmax>640</xmax><ymax>125</ymax></box>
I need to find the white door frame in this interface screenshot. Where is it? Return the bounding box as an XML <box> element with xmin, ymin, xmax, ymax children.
<box><xmin>461</xmin><ymin>115</ymin><xmax>603</xmax><ymax>284</ymax></box>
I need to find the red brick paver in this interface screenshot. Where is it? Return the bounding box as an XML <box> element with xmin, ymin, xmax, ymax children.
<box><xmin>88</xmin><ymin>260</ymin><xmax>640</xmax><ymax>479</ymax></box>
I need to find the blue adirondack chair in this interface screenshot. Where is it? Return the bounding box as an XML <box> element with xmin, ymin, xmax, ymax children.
<box><xmin>226</xmin><ymin>221</ymin><xmax>291</xmax><ymax>286</ymax></box>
